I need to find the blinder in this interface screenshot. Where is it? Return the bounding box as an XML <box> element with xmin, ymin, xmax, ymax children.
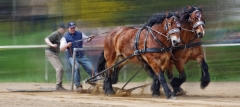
<box><xmin>164</xmin><ymin>16</ymin><xmax>181</xmax><ymax>40</ymax></box>
<box><xmin>186</xmin><ymin>9</ymin><xmax>205</xmax><ymax>32</ymax></box>
<box><xmin>167</xmin><ymin>28</ymin><xmax>180</xmax><ymax>40</ymax></box>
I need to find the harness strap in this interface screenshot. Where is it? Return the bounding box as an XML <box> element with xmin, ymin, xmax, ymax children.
<box><xmin>134</xmin><ymin>47</ymin><xmax>172</xmax><ymax>55</ymax></box>
<box><xmin>149</xmin><ymin>28</ymin><xmax>165</xmax><ymax>47</ymax></box>
<box><xmin>172</xmin><ymin>42</ymin><xmax>202</xmax><ymax>51</ymax></box>
<box><xmin>134</xmin><ymin>26</ymin><xmax>145</xmax><ymax>50</ymax></box>
<box><xmin>86</xmin><ymin>53</ymin><xmax>135</xmax><ymax>82</ymax></box>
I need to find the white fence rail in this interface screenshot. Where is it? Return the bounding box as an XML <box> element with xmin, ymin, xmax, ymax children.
<box><xmin>0</xmin><ymin>43</ymin><xmax>240</xmax><ymax>83</ymax></box>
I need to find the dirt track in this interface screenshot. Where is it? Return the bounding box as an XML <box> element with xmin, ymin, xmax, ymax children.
<box><xmin>0</xmin><ymin>82</ymin><xmax>240</xmax><ymax>107</ymax></box>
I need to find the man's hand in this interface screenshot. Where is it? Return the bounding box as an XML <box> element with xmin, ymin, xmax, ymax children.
<box><xmin>87</xmin><ymin>35</ymin><xmax>95</xmax><ymax>42</ymax></box>
<box><xmin>51</xmin><ymin>44</ymin><xmax>58</xmax><ymax>48</ymax></box>
<box><xmin>66</xmin><ymin>42</ymin><xmax>72</xmax><ymax>47</ymax></box>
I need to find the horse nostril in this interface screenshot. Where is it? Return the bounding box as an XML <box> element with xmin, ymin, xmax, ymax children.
<box><xmin>173</xmin><ymin>40</ymin><xmax>179</xmax><ymax>46</ymax></box>
<box><xmin>173</xmin><ymin>40</ymin><xmax>176</xmax><ymax>43</ymax></box>
<box><xmin>197</xmin><ymin>32</ymin><xmax>203</xmax><ymax>37</ymax></box>
<box><xmin>175</xmin><ymin>43</ymin><xmax>179</xmax><ymax>46</ymax></box>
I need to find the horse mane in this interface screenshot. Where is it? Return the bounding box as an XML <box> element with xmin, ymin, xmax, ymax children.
<box><xmin>180</xmin><ymin>6</ymin><xmax>202</xmax><ymax>23</ymax></box>
<box><xmin>145</xmin><ymin>13</ymin><xmax>166</xmax><ymax>27</ymax></box>
<box><xmin>145</xmin><ymin>12</ymin><xmax>180</xmax><ymax>27</ymax></box>
<box><xmin>166</xmin><ymin>12</ymin><xmax>180</xmax><ymax>19</ymax></box>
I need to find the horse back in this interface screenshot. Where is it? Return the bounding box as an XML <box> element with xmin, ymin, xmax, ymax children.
<box><xmin>104</xmin><ymin>26</ymin><xmax>139</xmax><ymax>55</ymax></box>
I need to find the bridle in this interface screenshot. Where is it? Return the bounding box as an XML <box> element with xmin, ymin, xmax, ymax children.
<box><xmin>146</xmin><ymin>16</ymin><xmax>181</xmax><ymax>41</ymax></box>
<box><xmin>181</xmin><ymin>9</ymin><xmax>205</xmax><ymax>33</ymax></box>
<box><xmin>171</xmin><ymin>8</ymin><xmax>205</xmax><ymax>60</ymax></box>
<box><xmin>134</xmin><ymin>15</ymin><xmax>181</xmax><ymax>55</ymax></box>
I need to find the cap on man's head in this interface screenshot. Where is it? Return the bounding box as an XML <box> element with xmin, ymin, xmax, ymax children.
<box><xmin>58</xmin><ymin>23</ymin><xmax>66</xmax><ymax>29</ymax></box>
<box><xmin>68</xmin><ymin>22</ymin><xmax>76</xmax><ymax>28</ymax></box>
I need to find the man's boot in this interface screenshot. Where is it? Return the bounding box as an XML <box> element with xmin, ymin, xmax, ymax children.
<box><xmin>56</xmin><ymin>83</ymin><xmax>67</xmax><ymax>90</ymax></box>
<box><xmin>76</xmin><ymin>85</ymin><xmax>83</xmax><ymax>93</ymax></box>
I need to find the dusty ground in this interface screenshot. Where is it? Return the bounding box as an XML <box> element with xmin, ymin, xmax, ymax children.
<box><xmin>0</xmin><ymin>82</ymin><xmax>240</xmax><ymax>107</ymax></box>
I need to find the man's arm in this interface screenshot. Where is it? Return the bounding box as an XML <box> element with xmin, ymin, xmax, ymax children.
<box><xmin>44</xmin><ymin>38</ymin><xmax>57</xmax><ymax>48</ymax></box>
<box><xmin>82</xmin><ymin>33</ymin><xmax>94</xmax><ymax>43</ymax></box>
<box><xmin>60</xmin><ymin>37</ymin><xmax>72</xmax><ymax>52</ymax></box>
<box><xmin>45</xmin><ymin>32</ymin><xmax>58</xmax><ymax>48</ymax></box>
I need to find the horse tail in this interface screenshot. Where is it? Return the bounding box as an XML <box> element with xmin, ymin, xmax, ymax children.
<box><xmin>97</xmin><ymin>51</ymin><xmax>106</xmax><ymax>75</ymax></box>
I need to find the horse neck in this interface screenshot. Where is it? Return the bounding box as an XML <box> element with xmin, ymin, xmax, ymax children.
<box><xmin>180</xmin><ymin>22</ymin><xmax>199</xmax><ymax>44</ymax></box>
<box><xmin>150</xmin><ymin>24</ymin><xmax>171</xmax><ymax>47</ymax></box>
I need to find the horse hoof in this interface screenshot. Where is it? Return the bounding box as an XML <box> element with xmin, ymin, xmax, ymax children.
<box><xmin>106</xmin><ymin>90</ymin><xmax>115</xmax><ymax>94</ymax></box>
<box><xmin>152</xmin><ymin>95</ymin><xmax>160</xmax><ymax>98</ymax></box>
<box><xmin>151</xmin><ymin>91</ymin><xmax>160</xmax><ymax>97</ymax></box>
<box><xmin>176</xmin><ymin>91</ymin><xmax>186</xmax><ymax>96</ymax></box>
<box><xmin>105</xmin><ymin>91</ymin><xmax>115</xmax><ymax>96</ymax></box>
<box><xmin>175</xmin><ymin>87</ymin><xmax>185</xmax><ymax>96</ymax></box>
<box><xmin>106</xmin><ymin>94</ymin><xmax>114</xmax><ymax>96</ymax></box>
<box><xmin>200</xmin><ymin>80</ymin><xmax>210</xmax><ymax>89</ymax></box>
<box><xmin>168</xmin><ymin>96</ymin><xmax>177</xmax><ymax>100</ymax></box>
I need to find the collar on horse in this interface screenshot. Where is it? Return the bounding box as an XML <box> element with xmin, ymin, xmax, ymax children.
<box><xmin>172</xmin><ymin>31</ymin><xmax>202</xmax><ymax>52</ymax></box>
<box><xmin>172</xmin><ymin>41</ymin><xmax>202</xmax><ymax>51</ymax></box>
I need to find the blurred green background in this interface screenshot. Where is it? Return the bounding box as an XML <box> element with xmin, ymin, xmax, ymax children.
<box><xmin>0</xmin><ymin>0</ymin><xmax>240</xmax><ymax>83</ymax></box>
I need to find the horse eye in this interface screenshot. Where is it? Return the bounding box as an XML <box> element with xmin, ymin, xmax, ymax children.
<box><xmin>192</xmin><ymin>18</ymin><xmax>195</xmax><ymax>21</ymax></box>
<box><xmin>168</xmin><ymin>23</ymin><xmax>171</xmax><ymax>26</ymax></box>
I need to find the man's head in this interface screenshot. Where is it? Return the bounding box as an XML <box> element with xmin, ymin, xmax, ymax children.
<box><xmin>68</xmin><ymin>22</ymin><xmax>76</xmax><ymax>34</ymax></box>
<box><xmin>58</xmin><ymin>23</ymin><xmax>66</xmax><ymax>34</ymax></box>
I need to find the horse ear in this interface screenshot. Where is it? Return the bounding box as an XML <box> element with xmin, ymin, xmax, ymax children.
<box><xmin>198</xmin><ymin>5</ymin><xmax>202</xmax><ymax>9</ymax></box>
<box><xmin>165</xmin><ymin>11</ymin><xmax>169</xmax><ymax>16</ymax></box>
<box><xmin>176</xmin><ymin>11</ymin><xmax>179</xmax><ymax>16</ymax></box>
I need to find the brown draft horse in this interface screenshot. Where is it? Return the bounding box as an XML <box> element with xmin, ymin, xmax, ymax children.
<box><xmin>97</xmin><ymin>12</ymin><xmax>181</xmax><ymax>99</ymax></box>
<box><xmin>164</xmin><ymin>6</ymin><xmax>209</xmax><ymax>95</ymax></box>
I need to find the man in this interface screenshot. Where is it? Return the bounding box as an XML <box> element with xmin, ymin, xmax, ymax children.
<box><xmin>45</xmin><ymin>23</ymin><xmax>67</xmax><ymax>90</ymax></box>
<box><xmin>60</xmin><ymin>22</ymin><xmax>95</xmax><ymax>92</ymax></box>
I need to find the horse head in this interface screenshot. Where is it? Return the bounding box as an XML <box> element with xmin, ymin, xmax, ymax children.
<box><xmin>180</xmin><ymin>6</ymin><xmax>205</xmax><ymax>38</ymax></box>
<box><xmin>164</xmin><ymin>12</ymin><xmax>181</xmax><ymax>46</ymax></box>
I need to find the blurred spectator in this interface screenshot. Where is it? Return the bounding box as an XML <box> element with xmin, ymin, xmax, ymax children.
<box><xmin>45</xmin><ymin>23</ymin><xmax>67</xmax><ymax>90</ymax></box>
<box><xmin>47</xmin><ymin>0</ymin><xmax>63</xmax><ymax>31</ymax></box>
<box><xmin>15</xmin><ymin>0</ymin><xmax>32</xmax><ymax>36</ymax></box>
<box><xmin>30</xmin><ymin>0</ymin><xmax>48</xmax><ymax>32</ymax></box>
<box><xmin>0</xmin><ymin>0</ymin><xmax>13</xmax><ymax>36</ymax></box>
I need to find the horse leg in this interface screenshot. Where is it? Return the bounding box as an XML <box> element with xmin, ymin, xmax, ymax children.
<box><xmin>143</xmin><ymin>65</ymin><xmax>161</xmax><ymax>97</ymax></box>
<box><xmin>169</xmin><ymin>62</ymin><xmax>186</xmax><ymax>95</ymax></box>
<box><xmin>111</xmin><ymin>66</ymin><xmax>121</xmax><ymax>84</ymax></box>
<box><xmin>166</xmin><ymin>63</ymin><xmax>174</xmax><ymax>80</ymax></box>
<box><xmin>200</xmin><ymin>59</ymin><xmax>210</xmax><ymax>89</ymax></box>
<box><xmin>111</xmin><ymin>60</ymin><xmax>127</xmax><ymax>84</ymax></box>
<box><xmin>158</xmin><ymin>71</ymin><xmax>175</xmax><ymax>99</ymax></box>
<box><xmin>151</xmin><ymin>74</ymin><xmax>161</xmax><ymax>97</ymax></box>
<box><xmin>166</xmin><ymin>64</ymin><xmax>183</xmax><ymax>95</ymax></box>
<box><xmin>103</xmin><ymin>71</ymin><xmax>115</xmax><ymax>95</ymax></box>
<box><xmin>102</xmin><ymin>50</ymin><xmax>117</xmax><ymax>95</ymax></box>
